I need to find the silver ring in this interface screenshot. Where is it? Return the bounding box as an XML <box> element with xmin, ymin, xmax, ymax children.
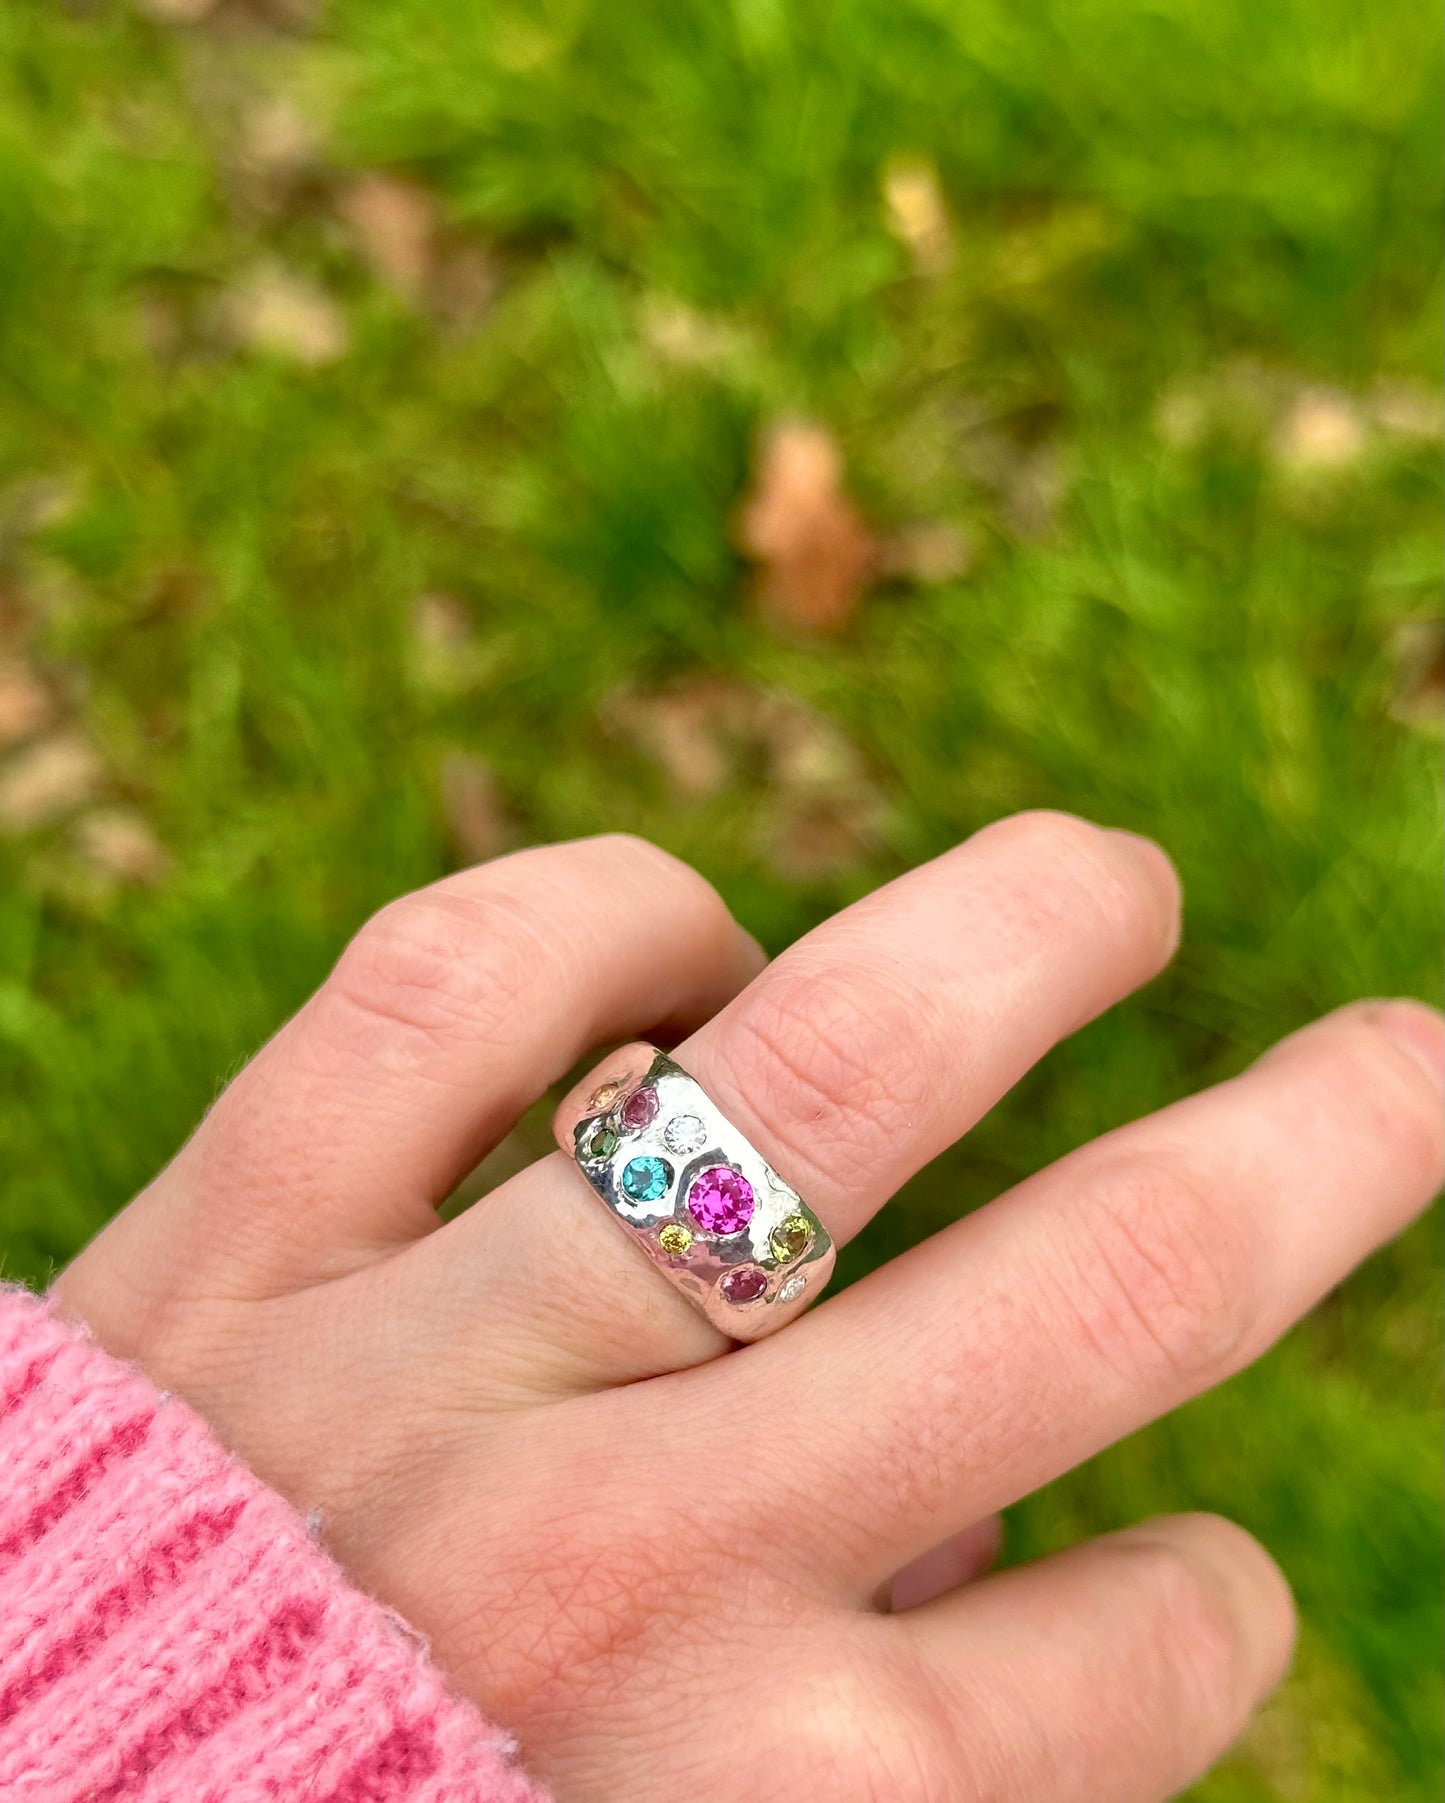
<box><xmin>552</xmin><ymin>1042</ymin><xmax>835</xmax><ymax>1342</ymax></box>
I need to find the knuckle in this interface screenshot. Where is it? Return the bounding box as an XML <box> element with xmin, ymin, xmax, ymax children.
<box><xmin>606</xmin><ymin>833</ymin><xmax>738</xmax><ymax>943</ymax></box>
<box><xmin>761</xmin><ymin>1645</ymin><xmax>984</xmax><ymax>1803</ymax></box>
<box><xmin>1056</xmin><ymin>1154</ymin><xmax>1258</xmax><ymax>1388</ymax></box>
<box><xmin>1112</xmin><ymin>1531</ymin><xmax>1247</xmax><ymax>1717</ymax></box>
<box><xmin>980</xmin><ymin>810</ymin><xmax>1173</xmax><ymax>953</ymax></box>
<box><xmin>330</xmin><ymin>887</ymin><xmax>533</xmax><ymax>1057</ymax></box>
<box><xmin>722</xmin><ymin>963</ymin><xmax>939</xmax><ymax>1193</ymax></box>
<box><xmin>986</xmin><ymin>807</ymin><xmax>1107</xmax><ymax>858</ymax></box>
<box><xmin>580</xmin><ymin>832</ymin><xmax>719</xmax><ymax>908</ymax></box>
<box><xmin>586</xmin><ymin>829</ymin><xmax>688</xmax><ymax>877</ymax></box>
<box><xmin>531</xmin><ymin>833</ymin><xmax>736</xmax><ymax>950</ymax></box>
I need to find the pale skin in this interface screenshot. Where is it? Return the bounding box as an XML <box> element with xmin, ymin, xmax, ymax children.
<box><xmin>53</xmin><ymin>814</ymin><xmax>1444</xmax><ymax>1803</ymax></box>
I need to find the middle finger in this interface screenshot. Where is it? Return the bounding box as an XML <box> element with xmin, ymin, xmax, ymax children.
<box><xmin>422</xmin><ymin>811</ymin><xmax>1180</xmax><ymax>1389</ymax></box>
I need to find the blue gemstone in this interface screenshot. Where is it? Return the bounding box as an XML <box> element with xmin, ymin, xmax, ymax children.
<box><xmin>621</xmin><ymin>1155</ymin><xmax>672</xmax><ymax>1203</ymax></box>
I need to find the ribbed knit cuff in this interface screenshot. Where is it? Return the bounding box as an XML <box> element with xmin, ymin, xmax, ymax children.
<box><xmin>0</xmin><ymin>1285</ymin><xmax>549</xmax><ymax>1803</ymax></box>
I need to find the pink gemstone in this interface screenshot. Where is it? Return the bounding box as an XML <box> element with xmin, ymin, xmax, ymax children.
<box><xmin>687</xmin><ymin>1166</ymin><xmax>755</xmax><ymax>1236</ymax></box>
<box><xmin>721</xmin><ymin>1266</ymin><xmax>767</xmax><ymax>1305</ymax></box>
<box><xmin>620</xmin><ymin>1087</ymin><xmax>658</xmax><ymax>1131</ymax></box>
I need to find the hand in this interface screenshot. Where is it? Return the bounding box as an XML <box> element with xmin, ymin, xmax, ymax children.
<box><xmin>54</xmin><ymin>818</ymin><xmax>1444</xmax><ymax>1803</ymax></box>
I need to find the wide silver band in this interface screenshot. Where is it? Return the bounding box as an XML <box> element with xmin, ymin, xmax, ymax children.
<box><xmin>552</xmin><ymin>1042</ymin><xmax>835</xmax><ymax>1342</ymax></box>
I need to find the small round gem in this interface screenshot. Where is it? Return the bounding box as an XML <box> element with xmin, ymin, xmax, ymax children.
<box><xmin>621</xmin><ymin>1155</ymin><xmax>672</xmax><ymax>1203</ymax></box>
<box><xmin>778</xmin><ymin>1274</ymin><xmax>807</xmax><ymax>1304</ymax></box>
<box><xmin>687</xmin><ymin>1166</ymin><xmax>755</xmax><ymax>1236</ymax></box>
<box><xmin>770</xmin><ymin>1214</ymin><xmax>813</xmax><ymax>1262</ymax></box>
<box><xmin>664</xmin><ymin>1113</ymin><xmax>707</xmax><ymax>1155</ymax></box>
<box><xmin>587</xmin><ymin>1081</ymin><xmax>623</xmax><ymax>1110</ymax></box>
<box><xmin>721</xmin><ymin>1266</ymin><xmax>767</xmax><ymax>1305</ymax></box>
<box><xmin>620</xmin><ymin>1087</ymin><xmax>659</xmax><ymax>1131</ymax></box>
<box><xmin>585</xmin><ymin>1126</ymin><xmax>620</xmax><ymax>1161</ymax></box>
<box><xmin>658</xmin><ymin>1222</ymin><xmax>693</xmax><ymax>1257</ymax></box>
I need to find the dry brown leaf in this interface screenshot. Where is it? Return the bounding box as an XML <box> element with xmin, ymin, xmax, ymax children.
<box><xmin>429</xmin><ymin>244</ymin><xmax>499</xmax><ymax>332</ymax></box>
<box><xmin>752</xmin><ymin>694</ymin><xmax>886</xmax><ymax>879</ymax></box>
<box><xmin>0</xmin><ymin>660</ymin><xmax>52</xmax><ymax>748</ymax></box>
<box><xmin>882</xmin><ymin>158</ymin><xmax>953</xmax><ymax>274</ymax></box>
<box><xmin>1369</xmin><ymin>381</ymin><xmax>1443</xmax><ymax>442</ymax></box>
<box><xmin>0</xmin><ymin>477</ymin><xmax>80</xmax><ymax>552</ymax></box>
<box><xmin>215</xmin><ymin>263</ymin><xmax>347</xmax><ymax>366</ymax></box>
<box><xmin>0</xmin><ymin>732</ymin><xmax>102</xmax><ymax>831</ymax></box>
<box><xmin>1272</xmin><ymin>387</ymin><xmax>1365</xmax><ymax>472</ymax></box>
<box><xmin>441</xmin><ymin>753</ymin><xmax>511</xmax><ymax>863</ymax></box>
<box><xmin>340</xmin><ymin>175</ymin><xmax>439</xmax><ymax>304</ymax></box>
<box><xmin>229</xmin><ymin>0</ymin><xmax>322</xmax><ymax>25</ymax></box>
<box><xmin>760</xmin><ymin>795</ymin><xmax>880</xmax><ymax>882</ymax></box>
<box><xmin>736</xmin><ymin>421</ymin><xmax>879</xmax><ymax>635</ymax></box>
<box><xmin>73</xmin><ymin>809</ymin><xmax>170</xmax><ymax>884</ymax></box>
<box><xmin>879</xmin><ymin>521</ymin><xmax>974</xmax><ymax>584</ymax></box>
<box><xmin>1001</xmin><ymin>441</ymin><xmax>1067</xmax><ymax>538</ymax></box>
<box><xmin>136</xmin><ymin>0</ymin><xmax>220</xmax><ymax>21</ymax></box>
<box><xmin>412</xmin><ymin>589</ymin><xmax>472</xmax><ymax>651</ymax></box>
<box><xmin>606</xmin><ymin>680</ymin><xmax>741</xmax><ymax>798</ymax></box>
<box><xmin>609</xmin><ymin>680</ymin><xmax>886</xmax><ymax>877</ymax></box>
<box><xmin>409</xmin><ymin>591</ymin><xmax>498</xmax><ymax>695</ymax></box>
<box><xmin>1390</xmin><ymin>621</ymin><xmax>1445</xmax><ymax>733</ymax></box>
<box><xmin>239</xmin><ymin>98</ymin><xmax>318</xmax><ymax>176</ymax></box>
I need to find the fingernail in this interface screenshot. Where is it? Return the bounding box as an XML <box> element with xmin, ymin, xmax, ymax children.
<box><xmin>1367</xmin><ymin>999</ymin><xmax>1445</xmax><ymax>1085</ymax></box>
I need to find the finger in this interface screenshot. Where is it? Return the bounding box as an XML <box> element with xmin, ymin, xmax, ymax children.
<box><xmin>421</xmin><ymin>811</ymin><xmax>1181</xmax><ymax>1388</ymax></box>
<box><xmin>886</xmin><ymin>1515</ymin><xmax>1003</xmax><ymax>1613</ymax></box>
<box><xmin>891</xmin><ymin>1513</ymin><xmax>1294</xmax><ymax>1803</ymax></box>
<box><xmin>739</xmin><ymin>999</ymin><xmax>1445</xmax><ymax>1592</ymax></box>
<box><xmin>60</xmin><ymin>837</ymin><xmax>763</xmax><ymax>1316</ymax></box>
<box><xmin>679</xmin><ymin>810</ymin><xmax>1179</xmax><ymax>1236</ymax></box>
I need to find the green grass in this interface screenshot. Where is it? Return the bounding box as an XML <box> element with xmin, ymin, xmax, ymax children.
<box><xmin>0</xmin><ymin>0</ymin><xmax>1441</xmax><ymax>1793</ymax></box>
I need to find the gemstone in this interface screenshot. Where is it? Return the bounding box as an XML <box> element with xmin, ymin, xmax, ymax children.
<box><xmin>687</xmin><ymin>1166</ymin><xmax>755</xmax><ymax>1236</ymax></box>
<box><xmin>721</xmin><ymin>1266</ymin><xmax>767</xmax><ymax>1305</ymax></box>
<box><xmin>587</xmin><ymin>1081</ymin><xmax>623</xmax><ymax>1110</ymax></box>
<box><xmin>621</xmin><ymin>1155</ymin><xmax>672</xmax><ymax>1203</ymax></box>
<box><xmin>778</xmin><ymin>1274</ymin><xmax>807</xmax><ymax>1304</ymax></box>
<box><xmin>585</xmin><ymin>1126</ymin><xmax>620</xmax><ymax>1161</ymax></box>
<box><xmin>658</xmin><ymin>1222</ymin><xmax>693</xmax><ymax>1257</ymax></box>
<box><xmin>769</xmin><ymin>1214</ymin><xmax>813</xmax><ymax>1262</ymax></box>
<box><xmin>664</xmin><ymin>1114</ymin><xmax>707</xmax><ymax>1155</ymax></box>
<box><xmin>620</xmin><ymin>1087</ymin><xmax>659</xmax><ymax>1131</ymax></box>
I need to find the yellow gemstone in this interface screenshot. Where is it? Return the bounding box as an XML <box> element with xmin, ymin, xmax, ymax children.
<box><xmin>770</xmin><ymin>1215</ymin><xmax>812</xmax><ymax>1262</ymax></box>
<box><xmin>658</xmin><ymin>1223</ymin><xmax>693</xmax><ymax>1257</ymax></box>
<box><xmin>588</xmin><ymin>1080</ymin><xmax>623</xmax><ymax>1110</ymax></box>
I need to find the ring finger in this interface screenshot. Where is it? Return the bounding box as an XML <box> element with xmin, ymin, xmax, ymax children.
<box><xmin>423</xmin><ymin>810</ymin><xmax>1181</xmax><ymax>1388</ymax></box>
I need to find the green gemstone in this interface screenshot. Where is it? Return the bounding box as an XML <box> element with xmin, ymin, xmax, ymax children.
<box><xmin>586</xmin><ymin>1127</ymin><xmax>620</xmax><ymax>1161</ymax></box>
<box><xmin>770</xmin><ymin>1214</ymin><xmax>813</xmax><ymax>1261</ymax></box>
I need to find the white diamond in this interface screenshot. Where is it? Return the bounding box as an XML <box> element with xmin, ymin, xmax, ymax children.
<box><xmin>779</xmin><ymin>1274</ymin><xmax>807</xmax><ymax>1304</ymax></box>
<box><xmin>663</xmin><ymin>1113</ymin><xmax>706</xmax><ymax>1155</ymax></box>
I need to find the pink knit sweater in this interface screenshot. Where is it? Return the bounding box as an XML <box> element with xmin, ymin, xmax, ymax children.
<box><xmin>0</xmin><ymin>1286</ymin><xmax>549</xmax><ymax>1803</ymax></box>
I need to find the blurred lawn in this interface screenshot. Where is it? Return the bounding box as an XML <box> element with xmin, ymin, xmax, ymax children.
<box><xmin>1</xmin><ymin>0</ymin><xmax>1441</xmax><ymax>1794</ymax></box>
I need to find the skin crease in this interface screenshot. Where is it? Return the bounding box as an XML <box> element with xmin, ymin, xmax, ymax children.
<box><xmin>52</xmin><ymin>820</ymin><xmax>1445</xmax><ymax>1803</ymax></box>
